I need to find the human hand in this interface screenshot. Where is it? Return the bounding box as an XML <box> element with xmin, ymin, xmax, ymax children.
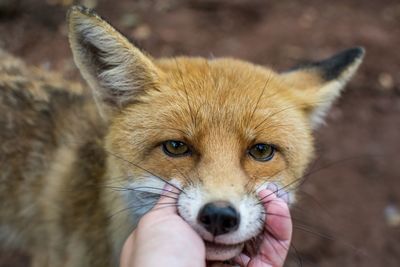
<box><xmin>120</xmin><ymin>187</ymin><xmax>292</xmax><ymax>267</ymax></box>
<box><xmin>120</xmin><ymin>184</ymin><xmax>206</xmax><ymax>267</ymax></box>
<box><xmin>234</xmin><ymin>189</ymin><xmax>293</xmax><ymax>267</ymax></box>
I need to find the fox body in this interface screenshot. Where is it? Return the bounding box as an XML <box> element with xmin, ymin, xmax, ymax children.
<box><xmin>0</xmin><ymin>6</ymin><xmax>364</xmax><ymax>267</ymax></box>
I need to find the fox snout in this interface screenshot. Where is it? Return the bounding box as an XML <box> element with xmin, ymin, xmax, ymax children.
<box><xmin>174</xmin><ymin>180</ymin><xmax>295</xmax><ymax>261</ymax></box>
<box><xmin>197</xmin><ymin>201</ymin><xmax>240</xmax><ymax>236</ymax></box>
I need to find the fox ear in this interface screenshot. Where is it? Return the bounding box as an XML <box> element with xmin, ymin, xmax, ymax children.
<box><xmin>281</xmin><ymin>47</ymin><xmax>365</xmax><ymax>128</ymax></box>
<box><xmin>67</xmin><ymin>6</ymin><xmax>158</xmax><ymax>114</ymax></box>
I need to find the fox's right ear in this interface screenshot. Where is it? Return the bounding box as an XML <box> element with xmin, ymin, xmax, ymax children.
<box><xmin>67</xmin><ymin>6</ymin><xmax>159</xmax><ymax>115</ymax></box>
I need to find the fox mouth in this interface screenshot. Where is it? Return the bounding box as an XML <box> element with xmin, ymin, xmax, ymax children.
<box><xmin>205</xmin><ymin>240</ymin><xmax>244</xmax><ymax>261</ymax></box>
<box><xmin>205</xmin><ymin>237</ymin><xmax>262</xmax><ymax>264</ymax></box>
<box><xmin>205</xmin><ymin>234</ymin><xmax>266</xmax><ymax>262</ymax></box>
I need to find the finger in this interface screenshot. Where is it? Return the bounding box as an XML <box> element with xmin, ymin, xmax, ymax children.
<box><xmin>151</xmin><ymin>182</ymin><xmax>180</xmax><ymax>215</ymax></box>
<box><xmin>249</xmin><ymin>189</ymin><xmax>292</xmax><ymax>267</ymax></box>
<box><xmin>120</xmin><ymin>232</ymin><xmax>135</xmax><ymax>267</ymax></box>
<box><xmin>259</xmin><ymin>189</ymin><xmax>292</xmax><ymax>241</ymax></box>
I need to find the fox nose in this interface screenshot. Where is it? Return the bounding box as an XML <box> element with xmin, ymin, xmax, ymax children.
<box><xmin>197</xmin><ymin>201</ymin><xmax>240</xmax><ymax>236</ymax></box>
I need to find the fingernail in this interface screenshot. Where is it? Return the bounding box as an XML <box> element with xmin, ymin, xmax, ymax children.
<box><xmin>163</xmin><ymin>183</ymin><xmax>173</xmax><ymax>192</ymax></box>
<box><xmin>267</xmin><ymin>182</ymin><xmax>279</xmax><ymax>193</ymax></box>
<box><xmin>279</xmin><ymin>191</ymin><xmax>290</xmax><ymax>204</ymax></box>
<box><xmin>276</xmin><ymin>188</ymin><xmax>285</xmax><ymax>198</ymax></box>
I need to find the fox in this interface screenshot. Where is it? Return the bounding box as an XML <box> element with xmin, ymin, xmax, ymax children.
<box><xmin>0</xmin><ymin>5</ymin><xmax>365</xmax><ymax>267</ymax></box>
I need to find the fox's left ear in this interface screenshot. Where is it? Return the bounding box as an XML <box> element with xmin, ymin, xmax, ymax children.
<box><xmin>281</xmin><ymin>47</ymin><xmax>365</xmax><ymax>128</ymax></box>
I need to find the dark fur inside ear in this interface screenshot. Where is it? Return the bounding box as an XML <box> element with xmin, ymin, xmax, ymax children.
<box><xmin>78</xmin><ymin>37</ymin><xmax>131</xmax><ymax>105</ymax></box>
<box><xmin>79</xmin><ymin>37</ymin><xmax>111</xmax><ymax>76</ymax></box>
<box><xmin>288</xmin><ymin>47</ymin><xmax>365</xmax><ymax>81</ymax></box>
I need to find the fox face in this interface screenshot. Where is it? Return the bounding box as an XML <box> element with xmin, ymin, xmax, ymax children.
<box><xmin>68</xmin><ymin>6</ymin><xmax>364</xmax><ymax>262</ymax></box>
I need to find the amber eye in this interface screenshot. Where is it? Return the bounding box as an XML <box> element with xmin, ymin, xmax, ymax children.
<box><xmin>248</xmin><ymin>143</ymin><xmax>275</xmax><ymax>161</ymax></box>
<box><xmin>162</xmin><ymin>140</ymin><xmax>190</xmax><ymax>157</ymax></box>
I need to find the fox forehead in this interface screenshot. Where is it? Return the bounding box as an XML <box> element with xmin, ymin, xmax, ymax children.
<box><xmin>122</xmin><ymin>57</ymin><xmax>310</xmax><ymax>139</ymax></box>
<box><xmin>114</xmin><ymin>58</ymin><xmax>308</xmax><ymax>141</ymax></box>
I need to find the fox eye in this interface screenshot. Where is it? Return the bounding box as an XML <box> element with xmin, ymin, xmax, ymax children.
<box><xmin>162</xmin><ymin>140</ymin><xmax>190</xmax><ymax>157</ymax></box>
<box><xmin>248</xmin><ymin>143</ymin><xmax>275</xmax><ymax>162</ymax></box>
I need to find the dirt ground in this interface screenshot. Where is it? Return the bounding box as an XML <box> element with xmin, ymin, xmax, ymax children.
<box><xmin>0</xmin><ymin>0</ymin><xmax>399</xmax><ymax>266</ymax></box>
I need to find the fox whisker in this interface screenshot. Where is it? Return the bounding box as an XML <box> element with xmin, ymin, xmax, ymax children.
<box><xmin>104</xmin><ymin>150</ymin><xmax>186</xmax><ymax>195</ymax></box>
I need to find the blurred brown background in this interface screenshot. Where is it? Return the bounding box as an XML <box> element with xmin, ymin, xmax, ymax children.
<box><xmin>0</xmin><ymin>0</ymin><xmax>399</xmax><ymax>266</ymax></box>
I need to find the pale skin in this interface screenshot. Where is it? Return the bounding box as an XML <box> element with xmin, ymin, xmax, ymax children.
<box><xmin>120</xmin><ymin>186</ymin><xmax>292</xmax><ymax>267</ymax></box>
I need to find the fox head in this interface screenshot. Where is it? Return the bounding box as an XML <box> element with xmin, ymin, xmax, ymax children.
<box><xmin>68</xmin><ymin>6</ymin><xmax>364</xmax><ymax>261</ymax></box>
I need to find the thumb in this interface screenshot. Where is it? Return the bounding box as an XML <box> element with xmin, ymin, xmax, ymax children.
<box><xmin>151</xmin><ymin>181</ymin><xmax>181</xmax><ymax>215</ymax></box>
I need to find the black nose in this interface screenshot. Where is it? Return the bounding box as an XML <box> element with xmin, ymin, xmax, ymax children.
<box><xmin>197</xmin><ymin>201</ymin><xmax>240</xmax><ymax>236</ymax></box>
